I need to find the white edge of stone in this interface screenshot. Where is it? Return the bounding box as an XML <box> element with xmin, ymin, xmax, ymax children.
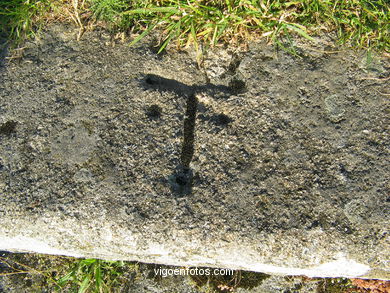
<box><xmin>0</xmin><ymin>236</ymin><xmax>372</xmax><ymax>279</ymax></box>
<box><xmin>0</xmin><ymin>236</ymin><xmax>83</xmax><ymax>258</ymax></box>
<box><xmin>228</xmin><ymin>258</ymin><xmax>371</xmax><ymax>278</ymax></box>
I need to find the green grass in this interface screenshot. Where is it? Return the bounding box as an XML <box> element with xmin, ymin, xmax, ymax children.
<box><xmin>0</xmin><ymin>0</ymin><xmax>53</xmax><ymax>43</ymax></box>
<box><xmin>54</xmin><ymin>258</ymin><xmax>129</xmax><ymax>292</ymax></box>
<box><xmin>0</xmin><ymin>0</ymin><xmax>389</xmax><ymax>52</ymax></box>
<box><xmin>88</xmin><ymin>0</ymin><xmax>390</xmax><ymax>53</ymax></box>
<box><xmin>0</xmin><ymin>253</ymin><xmax>135</xmax><ymax>292</ymax></box>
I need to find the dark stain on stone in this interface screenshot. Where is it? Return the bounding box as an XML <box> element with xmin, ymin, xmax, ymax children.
<box><xmin>145</xmin><ymin>75</ymin><xmax>157</xmax><ymax>85</ymax></box>
<box><xmin>143</xmin><ymin>74</ymin><xmax>192</xmax><ymax>96</ymax></box>
<box><xmin>167</xmin><ymin>92</ymin><xmax>198</xmax><ymax>196</ymax></box>
<box><xmin>229</xmin><ymin>77</ymin><xmax>247</xmax><ymax>94</ymax></box>
<box><xmin>146</xmin><ymin>104</ymin><xmax>162</xmax><ymax>119</ymax></box>
<box><xmin>141</xmin><ymin>73</ymin><xmax>240</xmax><ymax>196</ymax></box>
<box><xmin>0</xmin><ymin>120</ymin><xmax>17</xmax><ymax>136</ymax></box>
<box><xmin>227</xmin><ymin>54</ymin><xmax>242</xmax><ymax>75</ymax></box>
<box><xmin>181</xmin><ymin>94</ymin><xmax>197</xmax><ymax>170</ymax></box>
<box><xmin>169</xmin><ymin>168</ymin><xmax>193</xmax><ymax>196</ymax></box>
<box><xmin>141</xmin><ymin>73</ymin><xmax>234</xmax><ymax>97</ymax></box>
<box><xmin>212</xmin><ymin>113</ymin><xmax>233</xmax><ymax>126</ymax></box>
<box><xmin>175</xmin><ymin>174</ymin><xmax>188</xmax><ymax>186</ymax></box>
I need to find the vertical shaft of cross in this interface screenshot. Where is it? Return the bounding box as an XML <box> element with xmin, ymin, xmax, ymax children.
<box><xmin>180</xmin><ymin>93</ymin><xmax>197</xmax><ymax>171</ymax></box>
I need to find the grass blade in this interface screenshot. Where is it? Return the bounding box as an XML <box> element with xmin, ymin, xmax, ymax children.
<box><xmin>78</xmin><ymin>275</ymin><xmax>91</xmax><ymax>293</ymax></box>
<box><xmin>122</xmin><ymin>7</ymin><xmax>179</xmax><ymax>15</ymax></box>
<box><xmin>128</xmin><ymin>22</ymin><xmax>157</xmax><ymax>47</ymax></box>
<box><xmin>285</xmin><ymin>23</ymin><xmax>315</xmax><ymax>42</ymax></box>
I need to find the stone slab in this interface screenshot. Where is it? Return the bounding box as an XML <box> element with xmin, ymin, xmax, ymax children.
<box><xmin>0</xmin><ymin>25</ymin><xmax>389</xmax><ymax>279</ymax></box>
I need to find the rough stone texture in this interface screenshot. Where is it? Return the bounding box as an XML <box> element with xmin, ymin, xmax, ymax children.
<box><xmin>0</xmin><ymin>24</ymin><xmax>389</xmax><ymax>280</ymax></box>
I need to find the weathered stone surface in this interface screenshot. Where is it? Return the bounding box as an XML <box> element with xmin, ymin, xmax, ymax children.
<box><xmin>0</xmin><ymin>25</ymin><xmax>389</xmax><ymax>280</ymax></box>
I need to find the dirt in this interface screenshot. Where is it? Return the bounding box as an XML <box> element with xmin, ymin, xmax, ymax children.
<box><xmin>0</xmin><ymin>23</ymin><xmax>389</xmax><ymax>281</ymax></box>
